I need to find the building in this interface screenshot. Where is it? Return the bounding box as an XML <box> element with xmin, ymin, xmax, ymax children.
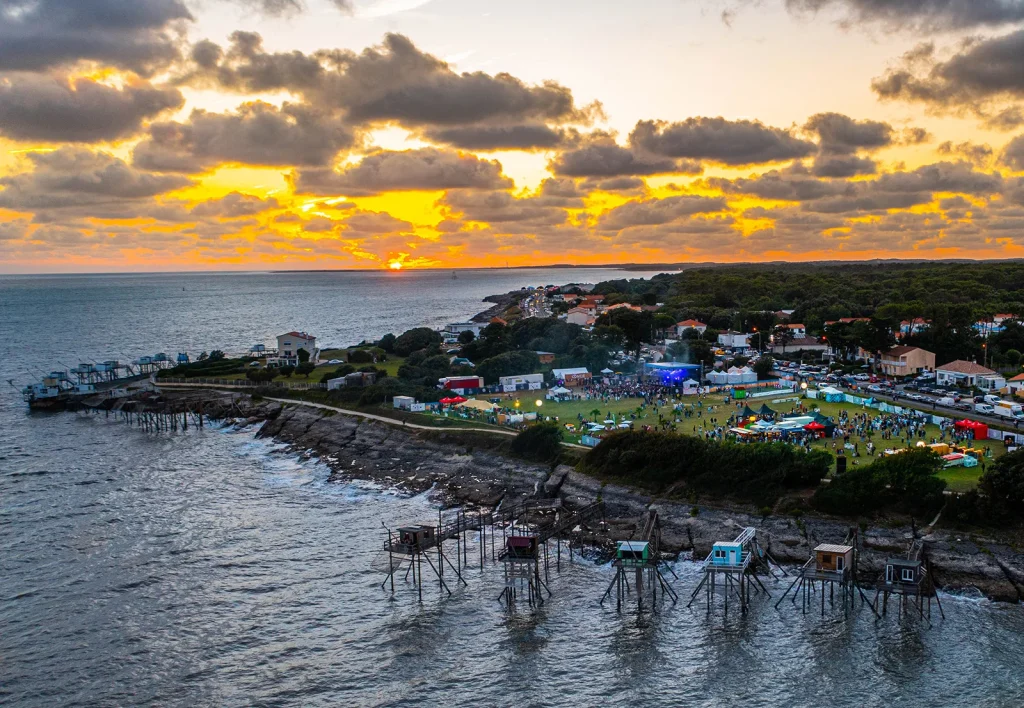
<box><xmin>442</xmin><ymin>322</ymin><xmax>483</xmax><ymax>343</ymax></box>
<box><xmin>534</xmin><ymin>351</ymin><xmax>556</xmax><ymax>365</ymax></box>
<box><xmin>604</xmin><ymin>303</ymin><xmax>641</xmax><ymax>313</ymax></box>
<box><xmin>274</xmin><ymin>331</ymin><xmax>318</xmax><ymax>366</ymax></box>
<box><xmin>552</xmin><ymin>367</ymin><xmax>592</xmax><ymax>386</ymax></box>
<box><xmin>774</xmin><ymin>309</ymin><xmax>794</xmax><ymax>321</ymax></box>
<box><xmin>567</xmin><ymin>307</ymin><xmax>597</xmax><ymax>327</ymax></box>
<box><xmin>879</xmin><ymin>346</ymin><xmax>935</xmax><ymax>377</ymax></box>
<box><xmin>675</xmin><ymin>319</ymin><xmax>708</xmax><ymax>337</ymax></box>
<box><xmin>786</xmin><ymin>323</ymin><xmax>807</xmax><ymax>338</ymax></box>
<box><xmin>1007</xmin><ymin>373</ymin><xmax>1024</xmax><ymax>396</ymax></box>
<box><xmin>717</xmin><ymin>331</ymin><xmax>750</xmax><ymax>350</ymax></box>
<box><xmin>439</xmin><ymin>375</ymin><xmax>484</xmax><ymax>391</ymax></box>
<box><xmin>781</xmin><ymin>336</ymin><xmax>828</xmax><ymax>353</ymax></box>
<box><xmin>935</xmin><ymin>360</ymin><xmax>1005</xmax><ymax>391</ymax></box>
<box><xmin>824</xmin><ymin>317</ymin><xmax>870</xmax><ymax>326</ymax></box>
<box><xmin>898</xmin><ymin>318</ymin><xmax>930</xmax><ymax>338</ymax></box>
<box><xmin>499</xmin><ymin>373</ymin><xmax>544</xmax><ymax>390</ymax></box>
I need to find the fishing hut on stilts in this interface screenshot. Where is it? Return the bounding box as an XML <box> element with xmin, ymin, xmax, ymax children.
<box><xmin>601</xmin><ymin>510</ymin><xmax>678</xmax><ymax>610</ymax></box>
<box><xmin>377</xmin><ymin>508</ymin><xmax>475</xmax><ymax>602</ymax></box>
<box><xmin>775</xmin><ymin>528</ymin><xmax>877</xmax><ymax>617</ymax></box>
<box><xmin>498</xmin><ymin>501</ymin><xmax>603</xmax><ymax>608</ymax></box>
<box><xmin>687</xmin><ymin>527</ymin><xmax>783</xmax><ymax>615</ymax></box>
<box><xmin>871</xmin><ymin>539</ymin><xmax>944</xmax><ymax>623</ymax></box>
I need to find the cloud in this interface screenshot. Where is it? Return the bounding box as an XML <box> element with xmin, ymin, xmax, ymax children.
<box><xmin>0</xmin><ymin>0</ymin><xmax>191</xmax><ymax>76</ymax></box>
<box><xmin>597</xmin><ymin>195</ymin><xmax>728</xmax><ymax>231</ymax></box>
<box><xmin>872</xmin><ymin>161</ymin><xmax>1003</xmax><ymax>196</ymax></box>
<box><xmin>441</xmin><ymin>189</ymin><xmax>570</xmax><ymax>226</ymax></box>
<box><xmin>549</xmin><ymin>134</ymin><xmax>697</xmax><ymax>177</ymax></box>
<box><xmin>190</xmin><ymin>192</ymin><xmax>280</xmax><ymax>218</ymax></box>
<box><xmin>708</xmin><ymin>164</ymin><xmax>854</xmax><ymax>201</ymax></box>
<box><xmin>630</xmin><ymin>117</ymin><xmax>816</xmax><ymax>166</ymax></box>
<box><xmin>938</xmin><ymin>140</ymin><xmax>994</xmax><ymax>166</ymax></box>
<box><xmin>804</xmin><ymin>112</ymin><xmax>892</xmax><ymax>154</ymax></box>
<box><xmin>0</xmin><ymin>73</ymin><xmax>182</xmax><ymax>142</ymax></box>
<box><xmin>811</xmin><ymin>154</ymin><xmax>877</xmax><ymax>177</ymax></box>
<box><xmin>784</xmin><ymin>0</ymin><xmax>1024</xmax><ymax>31</ymax></box>
<box><xmin>872</xmin><ymin>32</ymin><xmax>1024</xmax><ymax>127</ymax></box>
<box><xmin>421</xmin><ymin>124</ymin><xmax>565</xmax><ymax>150</ymax></box>
<box><xmin>293</xmin><ymin>147</ymin><xmax>513</xmax><ymax>196</ymax></box>
<box><xmin>133</xmin><ymin>102</ymin><xmax>355</xmax><ymax>173</ymax></box>
<box><xmin>1001</xmin><ymin>134</ymin><xmax>1024</xmax><ymax>171</ymax></box>
<box><xmin>340</xmin><ymin>210</ymin><xmax>415</xmax><ymax>235</ymax></box>
<box><xmin>181</xmin><ymin>32</ymin><xmax>598</xmax><ymax>131</ymax></box>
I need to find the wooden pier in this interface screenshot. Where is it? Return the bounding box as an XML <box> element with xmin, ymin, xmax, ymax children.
<box><xmin>600</xmin><ymin>510</ymin><xmax>679</xmax><ymax>610</ymax></box>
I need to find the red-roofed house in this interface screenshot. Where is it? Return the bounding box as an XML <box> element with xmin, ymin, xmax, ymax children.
<box><xmin>1007</xmin><ymin>373</ymin><xmax>1024</xmax><ymax>396</ymax></box>
<box><xmin>274</xmin><ymin>331</ymin><xmax>318</xmax><ymax>366</ymax></box>
<box><xmin>936</xmin><ymin>360</ymin><xmax>1005</xmax><ymax>391</ymax></box>
<box><xmin>675</xmin><ymin>319</ymin><xmax>708</xmax><ymax>337</ymax></box>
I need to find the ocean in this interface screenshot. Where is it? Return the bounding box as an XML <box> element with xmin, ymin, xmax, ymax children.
<box><xmin>2</xmin><ymin>269</ymin><xmax>1023</xmax><ymax>707</ymax></box>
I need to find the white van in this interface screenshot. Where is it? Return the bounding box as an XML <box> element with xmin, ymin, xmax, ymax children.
<box><xmin>975</xmin><ymin>403</ymin><xmax>995</xmax><ymax>415</ymax></box>
<box><xmin>994</xmin><ymin>401</ymin><xmax>1024</xmax><ymax>419</ymax></box>
<box><xmin>983</xmin><ymin>394</ymin><xmax>1002</xmax><ymax>405</ymax></box>
<box><xmin>937</xmin><ymin>397</ymin><xmax>956</xmax><ymax>407</ymax></box>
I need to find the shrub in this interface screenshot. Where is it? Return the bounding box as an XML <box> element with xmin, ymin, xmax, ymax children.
<box><xmin>813</xmin><ymin>448</ymin><xmax>946</xmax><ymax>518</ymax></box>
<box><xmin>394</xmin><ymin>327</ymin><xmax>442</xmax><ymax>357</ymax></box>
<box><xmin>378</xmin><ymin>333</ymin><xmax>396</xmax><ymax>353</ymax></box>
<box><xmin>348</xmin><ymin>349</ymin><xmax>373</xmax><ymax>364</ymax></box>
<box><xmin>510</xmin><ymin>424</ymin><xmax>563</xmax><ymax>464</ymax></box>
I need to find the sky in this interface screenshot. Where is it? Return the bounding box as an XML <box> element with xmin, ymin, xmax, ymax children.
<box><xmin>2</xmin><ymin>0</ymin><xmax>1024</xmax><ymax>273</ymax></box>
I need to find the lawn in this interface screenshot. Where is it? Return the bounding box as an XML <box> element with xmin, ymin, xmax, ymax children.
<box><xmin>937</xmin><ymin>466</ymin><xmax>986</xmax><ymax>493</ymax></box>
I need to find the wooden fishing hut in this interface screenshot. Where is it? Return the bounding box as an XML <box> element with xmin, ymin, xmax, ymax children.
<box><xmin>601</xmin><ymin>510</ymin><xmax>678</xmax><ymax>610</ymax></box>
<box><xmin>687</xmin><ymin>527</ymin><xmax>782</xmax><ymax>615</ymax></box>
<box><xmin>775</xmin><ymin>530</ymin><xmax>875</xmax><ymax>616</ymax></box>
<box><xmin>378</xmin><ymin>510</ymin><xmax>475</xmax><ymax>602</ymax></box>
<box><xmin>872</xmin><ymin>540</ymin><xmax>943</xmax><ymax>622</ymax></box>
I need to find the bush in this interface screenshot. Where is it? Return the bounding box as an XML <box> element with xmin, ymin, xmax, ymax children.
<box><xmin>510</xmin><ymin>424</ymin><xmax>563</xmax><ymax>464</ymax></box>
<box><xmin>348</xmin><ymin>349</ymin><xmax>373</xmax><ymax>364</ymax></box>
<box><xmin>296</xmin><ymin>362</ymin><xmax>316</xmax><ymax>377</ymax></box>
<box><xmin>813</xmin><ymin>448</ymin><xmax>946</xmax><ymax>518</ymax></box>
<box><xmin>580</xmin><ymin>431</ymin><xmax>830</xmax><ymax>506</ymax></box>
<box><xmin>394</xmin><ymin>327</ymin><xmax>442</xmax><ymax>357</ymax></box>
<box><xmin>279</xmin><ymin>365</ymin><xmax>295</xmax><ymax>377</ymax></box>
<box><xmin>378</xmin><ymin>333</ymin><xmax>396</xmax><ymax>353</ymax></box>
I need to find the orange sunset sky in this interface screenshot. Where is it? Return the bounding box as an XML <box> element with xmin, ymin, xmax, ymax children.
<box><xmin>2</xmin><ymin>0</ymin><xmax>1024</xmax><ymax>273</ymax></box>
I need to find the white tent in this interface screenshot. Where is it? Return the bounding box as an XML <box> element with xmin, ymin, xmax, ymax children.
<box><xmin>549</xmin><ymin>386</ymin><xmax>572</xmax><ymax>396</ymax></box>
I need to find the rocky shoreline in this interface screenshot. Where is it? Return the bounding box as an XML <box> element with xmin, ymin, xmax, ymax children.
<box><xmin>177</xmin><ymin>389</ymin><xmax>1024</xmax><ymax>603</ymax></box>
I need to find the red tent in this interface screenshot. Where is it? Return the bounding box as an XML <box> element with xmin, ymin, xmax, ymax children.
<box><xmin>440</xmin><ymin>396</ymin><xmax>468</xmax><ymax>405</ymax></box>
<box><xmin>954</xmin><ymin>419</ymin><xmax>989</xmax><ymax>439</ymax></box>
<box><xmin>803</xmin><ymin>421</ymin><xmax>826</xmax><ymax>431</ymax></box>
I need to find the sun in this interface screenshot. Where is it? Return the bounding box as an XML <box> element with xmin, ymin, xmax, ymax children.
<box><xmin>388</xmin><ymin>261</ymin><xmax>403</xmax><ymax>270</ymax></box>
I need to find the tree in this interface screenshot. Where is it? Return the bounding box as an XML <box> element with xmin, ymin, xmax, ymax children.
<box><xmin>978</xmin><ymin>449</ymin><xmax>1024</xmax><ymax>521</ymax></box>
<box><xmin>279</xmin><ymin>365</ymin><xmax>295</xmax><ymax>377</ymax></box>
<box><xmin>296</xmin><ymin>348</ymin><xmax>310</xmax><ymax>364</ymax></box>
<box><xmin>476</xmin><ymin>350</ymin><xmax>541</xmax><ymax>383</ymax></box>
<box><xmin>510</xmin><ymin>424</ymin><xmax>563</xmax><ymax>464</ymax></box>
<box><xmin>1005</xmin><ymin>348</ymin><xmax>1022</xmax><ymax>370</ymax></box>
<box><xmin>393</xmin><ymin>327</ymin><xmax>442</xmax><ymax>356</ymax></box>
<box><xmin>458</xmin><ymin>329</ymin><xmax>476</xmax><ymax>345</ymax></box>
<box><xmin>597</xmin><ymin>308</ymin><xmax>653</xmax><ymax>358</ymax></box>
<box><xmin>348</xmin><ymin>349</ymin><xmax>373</xmax><ymax>364</ymax></box>
<box><xmin>773</xmin><ymin>325</ymin><xmax>794</xmax><ymax>353</ymax></box>
<box><xmin>209</xmin><ymin>350</ymin><xmax>225</xmax><ymax>361</ymax></box>
<box><xmin>753</xmin><ymin>355</ymin><xmax>774</xmax><ymax>380</ymax></box>
<box><xmin>378</xmin><ymin>333</ymin><xmax>396</xmax><ymax>353</ymax></box>
<box><xmin>296</xmin><ymin>362</ymin><xmax>316</xmax><ymax>377</ymax></box>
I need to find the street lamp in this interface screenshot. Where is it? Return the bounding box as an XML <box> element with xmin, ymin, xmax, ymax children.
<box><xmin>535</xmin><ymin>400</ymin><xmax>543</xmax><ymax>407</ymax></box>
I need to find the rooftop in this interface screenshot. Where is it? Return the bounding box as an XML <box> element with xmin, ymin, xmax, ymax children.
<box><xmin>937</xmin><ymin>360</ymin><xmax>997</xmax><ymax>376</ymax></box>
<box><xmin>280</xmin><ymin>331</ymin><xmax>315</xmax><ymax>340</ymax></box>
<box><xmin>884</xmin><ymin>345</ymin><xmax>930</xmax><ymax>358</ymax></box>
<box><xmin>815</xmin><ymin>543</ymin><xmax>853</xmax><ymax>554</ymax></box>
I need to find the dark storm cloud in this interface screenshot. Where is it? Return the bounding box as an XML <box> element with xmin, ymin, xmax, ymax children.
<box><xmin>0</xmin><ymin>74</ymin><xmax>183</xmax><ymax>142</ymax></box>
<box><xmin>421</xmin><ymin>124</ymin><xmax>565</xmax><ymax>150</ymax></box>
<box><xmin>132</xmin><ymin>102</ymin><xmax>355</xmax><ymax>173</ymax></box>
<box><xmin>872</xmin><ymin>32</ymin><xmax>1024</xmax><ymax>123</ymax></box>
<box><xmin>804</xmin><ymin>112</ymin><xmax>893</xmax><ymax>154</ymax></box>
<box><xmin>0</xmin><ymin>0</ymin><xmax>191</xmax><ymax>76</ymax></box>
<box><xmin>0</xmin><ymin>148</ymin><xmax>191</xmax><ymax>211</ymax></box>
<box><xmin>549</xmin><ymin>136</ymin><xmax>697</xmax><ymax>177</ymax></box>
<box><xmin>1001</xmin><ymin>134</ymin><xmax>1024</xmax><ymax>171</ymax></box>
<box><xmin>182</xmin><ymin>32</ymin><xmax>598</xmax><ymax>130</ymax></box>
<box><xmin>292</xmin><ymin>148</ymin><xmax>513</xmax><ymax>196</ymax></box>
<box><xmin>785</xmin><ymin>0</ymin><xmax>1024</xmax><ymax>30</ymax></box>
<box><xmin>630</xmin><ymin>118</ymin><xmax>816</xmax><ymax>166</ymax></box>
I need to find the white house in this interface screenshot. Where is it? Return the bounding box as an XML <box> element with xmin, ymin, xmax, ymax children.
<box><xmin>1006</xmin><ymin>373</ymin><xmax>1024</xmax><ymax>396</ymax></box>
<box><xmin>442</xmin><ymin>322</ymin><xmax>483</xmax><ymax>343</ymax></box>
<box><xmin>567</xmin><ymin>307</ymin><xmax>596</xmax><ymax>327</ymax></box>
<box><xmin>935</xmin><ymin>360</ymin><xmax>1005</xmax><ymax>391</ymax></box>
<box><xmin>717</xmin><ymin>331</ymin><xmax>750</xmax><ymax>349</ymax></box>
<box><xmin>274</xmin><ymin>331</ymin><xmax>318</xmax><ymax>366</ymax></box>
<box><xmin>785</xmin><ymin>323</ymin><xmax>807</xmax><ymax>338</ymax></box>
<box><xmin>675</xmin><ymin>319</ymin><xmax>708</xmax><ymax>337</ymax></box>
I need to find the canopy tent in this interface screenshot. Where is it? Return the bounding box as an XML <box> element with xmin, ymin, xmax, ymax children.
<box><xmin>600</xmin><ymin>368</ymin><xmax>614</xmax><ymax>375</ymax></box>
<box><xmin>954</xmin><ymin>419</ymin><xmax>989</xmax><ymax>439</ymax></box>
<box><xmin>741</xmin><ymin>405</ymin><xmax>759</xmax><ymax>420</ymax></box>
<box><xmin>818</xmin><ymin>386</ymin><xmax>845</xmax><ymax>403</ymax></box>
<box><xmin>458</xmin><ymin>399</ymin><xmax>497</xmax><ymax>412</ymax></box>
<box><xmin>804</xmin><ymin>421</ymin><xmax>826</xmax><ymax>432</ymax></box>
<box><xmin>549</xmin><ymin>386</ymin><xmax>572</xmax><ymax>396</ymax></box>
<box><xmin>758</xmin><ymin>403</ymin><xmax>776</xmax><ymax>417</ymax></box>
<box><xmin>439</xmin><ymin>396</ymin><xmax>468</xmax><ymax>405</ymax></box>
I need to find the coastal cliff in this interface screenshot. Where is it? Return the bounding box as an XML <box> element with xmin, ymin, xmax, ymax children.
<box><xmin>188</xmin><ymin>390</ymin><xmax>1024</xmax><ymax>603</ymax></box>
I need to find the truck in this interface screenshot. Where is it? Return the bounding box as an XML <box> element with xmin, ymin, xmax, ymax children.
<box><xmin>975</xmin><ymin>403</ymin><xmax>995</xmax><ymax>415</ymax></box>
<box><xmin>993</xmin><ymin>401</ymin><xmax>1024</xmax><ymax>420</ymax></box>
